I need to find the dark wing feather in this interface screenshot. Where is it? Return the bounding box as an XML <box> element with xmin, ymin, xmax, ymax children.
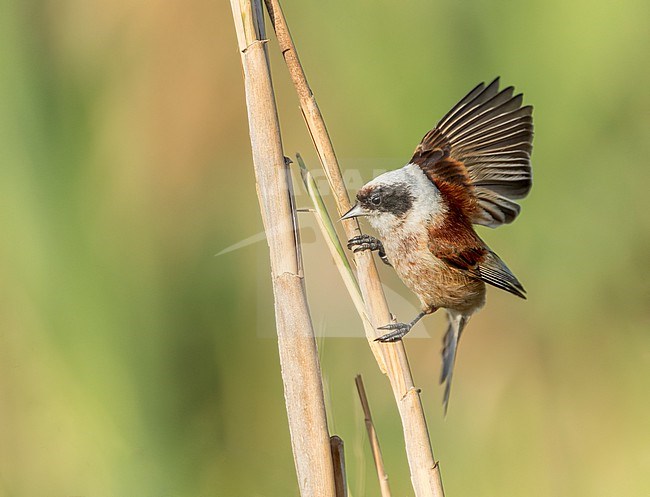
<box><xmin>412</xmin><ymin>78</ymin><xmax>534</xmax><ymax>228</ymax></box>
<box><xmin>470</xmin><ymin>250</ymin><xmax>526</xmax><ymax>299</ymax></box>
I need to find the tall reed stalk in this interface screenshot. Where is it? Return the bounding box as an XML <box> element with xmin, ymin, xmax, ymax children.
<box><xmin>229</xmin><ymin>2</ymin><xmax>337</xmax><ymax>496</ymax></box>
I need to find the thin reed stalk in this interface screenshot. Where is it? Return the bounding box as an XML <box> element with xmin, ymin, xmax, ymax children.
<box><xmin>229</xmin><ymin>2</ymin><xmax>336</xmax><ymax>496</ymax></box>
<box><xmin>355</xmin><ymin>375</ymin><xmax>392</xmax><ymax>497</ymax></box>
<box><xmin>330</xmin><ymin>436</ymin><xmax>348</xmax><ymax>497</ymax></box>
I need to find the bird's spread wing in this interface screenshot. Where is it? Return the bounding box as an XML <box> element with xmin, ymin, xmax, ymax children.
<box><xmin>411</xmin><ymin>78</ymin><xmax>533</xmax><ymax>228</ymax></box>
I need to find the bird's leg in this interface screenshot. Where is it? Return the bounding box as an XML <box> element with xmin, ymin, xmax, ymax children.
<box><xmin>375</xmin><ymin>307</ymin><xmax>437</xmax><ymax>342</ymax></box>
<box><xmin>378</xmin><ymin>248</ymin><xmax>391</xmax><ymax>266</ymax></box>
<box><xmin>347</xmin><ymin>234</ymin><xmax>391</xmax><ymax>266</ymax></box>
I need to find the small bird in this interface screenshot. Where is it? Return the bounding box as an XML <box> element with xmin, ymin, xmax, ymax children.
<box><xmin>342</xmin><ymin>78</ymin><xmax>533</xmax><ymax>412</ymax></box>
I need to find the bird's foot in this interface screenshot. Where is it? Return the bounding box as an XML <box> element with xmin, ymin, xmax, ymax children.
<box><xmin>347</xmin><ymin>235</ymin><xmax>391</xmax><ymax>266</ymax></box>
<box><xmin>375</xmin><ymin>322</ymin><xmax>412</xmax><ymax>342</ymax></box>
<box><xmin>347</xmin><ymin>234</ymin><xmax>382</xmax><ymax>253</ymax></box>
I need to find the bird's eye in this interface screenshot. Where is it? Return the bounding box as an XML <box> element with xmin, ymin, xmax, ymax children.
<box><xmin>370</xmin><ymin>194</ymin><xmax>381</xmax><ymax>206</ymax></box>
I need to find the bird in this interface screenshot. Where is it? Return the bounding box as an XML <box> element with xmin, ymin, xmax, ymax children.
<box><xmin>341</xmin><ymin>78</ymin><xmax>533</xmax><ymax>413</ymax></box>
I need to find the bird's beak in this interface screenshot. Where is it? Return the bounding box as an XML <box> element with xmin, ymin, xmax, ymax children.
<box><xmin>340</xmin><ymin>203</ymin><xmax>366</xmax><ymax>220</ymax></box>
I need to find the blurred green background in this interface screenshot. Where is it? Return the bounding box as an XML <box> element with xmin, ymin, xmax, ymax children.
<box><xmin>1</xmin><ymin>0</ymin><xmax>649</xmax><ymax>496</ymax></box>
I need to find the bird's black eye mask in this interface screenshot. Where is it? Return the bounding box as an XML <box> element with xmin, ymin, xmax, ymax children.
<box><xmin>357</xmin><ymin>183</ymin><xmax>414</xmax><ymax>216</ymax></box>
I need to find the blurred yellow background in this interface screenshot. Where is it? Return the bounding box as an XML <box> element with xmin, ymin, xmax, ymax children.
<box><xmin>1</xmin><ymin>0</ymin><xmax>649</xmax><ymax>496</ymax></box>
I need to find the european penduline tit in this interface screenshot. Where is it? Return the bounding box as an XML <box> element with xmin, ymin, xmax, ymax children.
<box><xmin>342</xmin><ymin>78</ymin><xmax>533</xmax><ymax>413</ymax></box>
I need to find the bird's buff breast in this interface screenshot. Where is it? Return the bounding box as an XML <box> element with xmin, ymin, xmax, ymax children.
<box><xmin>383</xmin><ymin>233</ymin><xmax>485</xmax><ymax>314</ymax></box>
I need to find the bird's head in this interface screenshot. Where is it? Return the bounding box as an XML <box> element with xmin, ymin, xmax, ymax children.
<box><xmin>341</xmin><ymin>165</ymin><xmax>442</xmax><ymax>236</ymax></box>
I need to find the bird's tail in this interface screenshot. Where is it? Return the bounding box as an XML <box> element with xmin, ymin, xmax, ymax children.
<box><xmin>439</xmin><ymin>311</ymin><xmax>469</xmax><ymax>415</ymax></box>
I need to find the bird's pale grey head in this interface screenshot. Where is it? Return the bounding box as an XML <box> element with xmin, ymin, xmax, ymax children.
<box><xmin>341</xmin><ymin>164</ymin><xmax>443</xmax><ymax>236</ymax></box>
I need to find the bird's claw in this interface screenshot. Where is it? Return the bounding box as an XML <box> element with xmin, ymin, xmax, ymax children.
<box><xmin>347</xmin><ymin>235</ymin><xmax>391</xmax><ymax>265</ymax></box>
<box><xmin>347</xmin><ymin>234</ymin><xmax>382</xmax><ymax>252</ymax></box>
<box><xmin>375</xmin><ymin>322</ymin><xmax>412</xmax><ymax>342</ymax></box>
